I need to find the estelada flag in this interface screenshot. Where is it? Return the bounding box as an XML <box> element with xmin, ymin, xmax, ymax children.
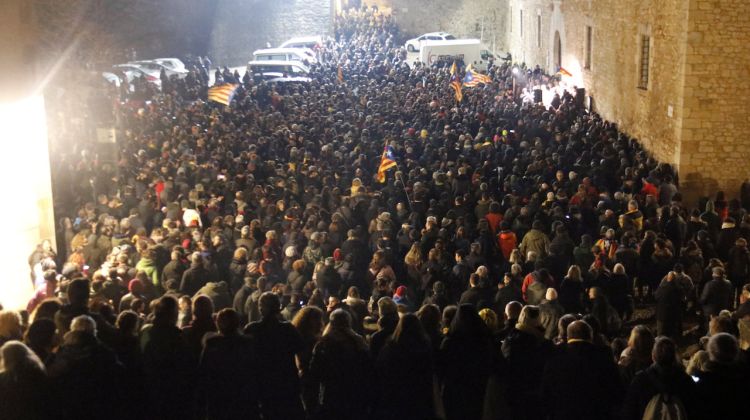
<box><xmin>376</xmin><ymin>144</ymin><xmax>397</xmax><ymax>183</ymax></box>
<box><xmin>463</xmin><ymin>64</ymin><xmax>491</xmax><ymax>87</ymax></box>
<box><xmin>207</xmin><ymin>83</ymin><xmax>239</xmax><ymax>106</ymax></box>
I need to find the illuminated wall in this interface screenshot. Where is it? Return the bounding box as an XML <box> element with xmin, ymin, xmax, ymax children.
<box><xmin>0</xmin><ymin>0</ymin><xmax>55</xmax><ymax>310</ymax></box>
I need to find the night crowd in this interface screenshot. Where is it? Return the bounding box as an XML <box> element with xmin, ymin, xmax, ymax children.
<box><xmin>3</xmin><ymin>6</ymin><xmax>750</xmax><ymax>420</ymax></box>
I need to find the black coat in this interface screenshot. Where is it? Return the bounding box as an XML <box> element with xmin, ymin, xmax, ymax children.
<box><xmin>243</xmin><ymin>317</ymin><xmax>305</xmax><ymax>420</ymax></box>
<box><xmin>375</xmin><ymin>339</ymin><xmax>435</xmax><ymax>420</ymax></box>
<box><xmin>655</xmin><ymin>281</ymin><xmax>684</xmax><ymax>323</ymax></box>
<box><xmin>180</xmin><ymin>264</ymin><xmax>212</xmax><ymax>296</ymax></box>
<box><xmin>695</xmin><ymin>362</ymin><xmax>749</xmax><ymax>420</ymax></box>
<box><xmin>558</xmin><ymin>278</ymin><xmax>585</xmax><ymax>314</ymax></box>
<box><xmin>0</xmin><ymin>367</ymin><xmax>51</xmax><ymax>420</ymax></box>
<box><xmin>440</xmin><ymin>334</ymin><xmax>495</xmax><ymax>420</ymax></box>
<box><xmin>621</xmin><ymin>364</ymin><xmax>698</xmax><ymax>420</ymax></box>
<box><xmin>198</xmin><ymin>333</ymin><xmax>260</xmax><ymax>420</ymax></box>
<box><xmin>307</xmin><ymin>330</ymin><xmax>373</xmax><ymax>420</ymax></box>
<box><xmin>541</xmin><ymin>341</ymin><xmax>623</xmax><ymax>420</ymax></box>
<box><xmin>700</xmin><ymin>277</ymin><xmax>734</xmax><ymax>316</ymax></box>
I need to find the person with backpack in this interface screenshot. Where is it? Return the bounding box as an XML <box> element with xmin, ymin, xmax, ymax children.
<box><xmin>621</xmin><ymin>336</ymin><xmax>698</xmax><ymax>420</ymax></box>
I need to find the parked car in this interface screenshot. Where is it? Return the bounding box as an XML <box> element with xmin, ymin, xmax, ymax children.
<box><xmin>111</xmin><ymin>64</ymin><xmax>162</xmax><ymax>88</ymax></box>
<box><xmin>246</xmin><ymin>60</ymin><xmax>310</xmax><ymax>81</ymax></box>
<box><xmin>279</xmin><ymin>36</ymin><xmax>323</xmax><ymax>50</ymax></box>
<box><xmin>129</xmin><ymin>60</ymin><xmax>188</xmax><ymax>78</ymax></box>
<box><xmin>253</xmin><ymin>48</ymin><xmax>317</xmax><ymax>65</ymax></box>
<box><xmin>404</xmin><ymin>32</ymin><xmax>456</xmax><ymax>52</ymax></box>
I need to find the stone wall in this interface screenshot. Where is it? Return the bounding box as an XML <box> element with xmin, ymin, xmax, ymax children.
<box><xmin>678</xmin><ymin>0</ymin><xmax>750</xmax><ymax>199</ymax></box>
<box><xmin>210</xmin><ymin>0</ymin><xmax>332</xmax><ymax>66</ymax></box>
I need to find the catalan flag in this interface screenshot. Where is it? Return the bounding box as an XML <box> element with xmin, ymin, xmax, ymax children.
<box><xmin>449</xmin><ymin>62</ymin><xmax>463</xmax><ymax>103</ymax></box>
<box><xmin>207</xmin><ymin>83</ymin><xmax>239</xmax><ymax>106</ymax></box>
<box><xmin>462</xmin><ymin>64</ymin><xmax>492</xmax><ymax>87</ymax></box>
<box><xmin>337</xmin><ymin>65</ymin><xmax>344</xmax><ymax>83</ymax></box>
<box><xmin>376</xmin><ymin>144</ymin><xmax>397</xmax><ymax>183</ymax></box>
<box><xmin>557</xmin><ymin>67</ymin><xmax>573</xmax><ymax>77</ymax></box>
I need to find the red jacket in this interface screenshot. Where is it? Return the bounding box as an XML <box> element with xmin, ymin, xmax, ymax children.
<box><xmin>497</xmin><ymin>230</ymin><xmax>517</xmax><ymax>260</ymax></box>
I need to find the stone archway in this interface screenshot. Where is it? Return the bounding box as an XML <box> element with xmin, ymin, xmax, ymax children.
<box><xmin>553</xmin><ymin>30</ymin><xmax>561</xmax><ymax>71</ymax></box>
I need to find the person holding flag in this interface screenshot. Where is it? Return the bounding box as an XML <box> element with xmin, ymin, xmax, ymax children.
<box><xmin>462</xmin><ymin>64</ymin><xmax>492</xmax><ymax>87</ymax></box>
<box><xmin>449</xmin><ymin>61</ymin><xmax>463</xmax><ymax>103</ymax></box>
<box><xmin>376</xmin><ymin>141</ymin><xmax>397</xmax><ymax>183</ymax></box>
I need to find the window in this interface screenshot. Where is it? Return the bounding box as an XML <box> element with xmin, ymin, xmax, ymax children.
<box><xmin>537</xmin><ymin>15</ymin><xmax>542</xmax><ymax>47</ymax></box>
<box><xmin>520</xmin><ymin>10</ymin><xmax>524</xmax><ymax>37</ymax></box>
<box><xmin>638</xmin><ymin>35</ymin><xmax>650</xmax><ymax>89</ymax></box>
<box><xmin>584</xmin><ymin>26</ymin><xmax>592</xmax><ymax>69</ymax></box>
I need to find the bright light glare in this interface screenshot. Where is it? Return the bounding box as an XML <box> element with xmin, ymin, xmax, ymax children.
<box><xmin>0</xmin><ymin>95</ymin><xmax>55</xmax><ymax>310</ymax></box>
<box><xmin>512</xmin><ymin>67</ymin><xmax>519</xmax><ymax>75</ymax></box>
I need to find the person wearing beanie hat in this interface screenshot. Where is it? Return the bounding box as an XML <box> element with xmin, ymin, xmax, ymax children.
<box><xmin>392</xmin><ymin>285</ymin><xmax>412</xmax><ymax>311</ymax></box>
<box><xmin>119</xmin><ymin>279</ymin><xmax>145</xmax><ymax>312</ymax></box>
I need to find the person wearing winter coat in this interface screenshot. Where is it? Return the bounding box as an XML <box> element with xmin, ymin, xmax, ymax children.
<box><xmin>700</xmin><ymin>267</ymin><xmax>734</xmax><ymax>318</ymax></box>
<box><xmin>440</xmin><ymin>304</ymin><xmax>495</xmax><ymax>420</ymax></box>
<box><xmin>539</xmin><ymin>288</ymin><xmax>566</xmax><ymax>340</ymax></box>
<box><xmin>197</xmin><ymin>309</ymin><xmax>260</xmax><ymax>420</ymax></box>
<box><xmin>655</xmin><ymin>273</ymin><xmax>686</xmax><ymax>341</ymax></box>
<box><xmin>541</xmin><ymin>321</ymin><xmax>623</xmax><ymax>420</ymax></box>
<box><xmin>519</xmin><ymin>220</ymin><xmax>551</xmax><ymax>260</ymax></box>
<box><xmin>306</xmin><ymin>309</ymin><xmax>373</xmax><ymax>420</ymax></box>
<box><xmin>180</xmin><ymin>253</ymin><xmax>212</xmax><ymax>297</ymax></box>
<box><xmin>375</xmin><ymin>314</ymin><xmax>435</xmax><ymax>420</ymax></box>
<box><xmin>243</xmin><ymin>292</ymin><xmax>305</xmax><ymax>420</ymax></box>
<box><xmin>621</xmin><ymin>336</ymin><xmax>698</xmax><ymax>420</ymax></box>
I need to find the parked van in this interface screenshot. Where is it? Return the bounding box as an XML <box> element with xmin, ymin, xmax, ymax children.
<box><xmin>279</xmin><ymin>36</ymin><xmax>323</xmax><ymax>50</ymax></box>
<box><xmin>418</xmin><ymin>39</ymin><xmax>495</xmax><ymax>72</ymax></box>
<box><xmin>246</xmin><ymin>60</ymin><xmax>310</xmax><ymax>81</ymax></box>
<box><xmin>252</xmin><ymin>48</ymin><xmax>317</xmax><ymax>65</ymax></box>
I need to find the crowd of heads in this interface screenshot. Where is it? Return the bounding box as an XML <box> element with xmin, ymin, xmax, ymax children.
<box><xmin>3</xmin><ymin>5</ymin><xmax>750</xmax><ymax>420</ymax></box>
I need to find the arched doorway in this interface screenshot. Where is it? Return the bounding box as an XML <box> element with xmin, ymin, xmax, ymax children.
<box><xmin>553</xmin><ymin>31</ymin><xmax>561</xmax><ymax>71</ymax></box>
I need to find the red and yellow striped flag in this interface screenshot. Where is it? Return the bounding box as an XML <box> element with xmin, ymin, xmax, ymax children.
<box><xmin>207</xmin><ymin>83</ymin><xmax>239</xmax><ymax>106</ymax></box>
<box><xmin>557</xmin><ymin>67</ymin><xmax>573</xmax><ymax>77</ymax></box>
<box><xmin>376</xmin><ymin>144</ymin><xmax>397</xmax><ymax>183</ymax></box>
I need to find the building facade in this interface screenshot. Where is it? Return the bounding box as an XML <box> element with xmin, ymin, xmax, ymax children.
<box><xmin>371</xmin><ymin>0</ymin><xmax>750</xmax><ymax>201</ymax></box>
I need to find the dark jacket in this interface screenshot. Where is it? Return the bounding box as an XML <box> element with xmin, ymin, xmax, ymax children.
<box><xmin>655</xmin><ymin>280</ymin><xmax>685</xmax><ymax>323</ymax></box>
<box><xmin>700</xmin><ymin>277</ymin><xmax>734</xmax><ymax>316</ymax></box>
<box><xmin>539</xmin><ymin>299</ymin><xmax>565</xmax><ymax>340</ymax></box>
<box><xmin>307</xmin><ymin>329</ymin><xmax>373</xmax><ymax>420</ymax></box>
<box><xmin>541</xmin><ymin>340</ymin><xmax>623</xmax><ymax>420</ymax></box>
<box><xmin>502</xmin><ymin>327</ymin><xmax>554</xmax><ymax>419</ymax></box>
<box><xmin>459</xmin><ymin>285</ymin><xmax>494</xmax><ymax>309</ymax></box>
<box><xmin>375</xmin><ymin>338</ymin><xmax>435</xmax><ymax>420</ymax></box>
<box><xmin>559</xmin><ymin>277</ymin><xmax>585</xmax><ymax>314</ymax></box>
<box><xmin>162</xmin><ymin>258</ymin><xmax>188</xmax><ymax>285</ymax></box>
<box><xmin>198</xmin><ymin>333</ymin><xmax>260</xmax><ymax>420</ymax></box>
<box><xmin>695</xmin><ymin>362</ymin><xmax>749</xmax><ymax>420</ymax></box>
<box><xmin>139</xmin><ymin>323</ymin><xmax>192</xmax><ymax>419</ymax></box>
<box><xmin>621</xmin><ymin>364</ymin><xmax>698</xmax><ymax>420</ymax></box>
<box><xmin>243</xmin><ymin>317</ymin><xmax>305</xmax><ymax>420</ymax></box>
<box><xmin>48</xmin><ymin>331</ymin><xmax>125</xmax><ymax>420</ymax></box>
<box><xmin>0</xmin><ymin>367</ymin><xmax>51</xmax><ymax>420</ymax></box>
<box><xmin>180</xmin><ymin>263</ymin><xmax>212</xmax><ymax>296</ymax></box>
<box><xmin>440</xmin><ymin>332</ymin><xmax>495</xmax><ymax>420</ymax></box>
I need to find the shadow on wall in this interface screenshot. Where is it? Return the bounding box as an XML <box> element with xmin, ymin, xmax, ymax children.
<box><xmin>681</xmin><ymin>172</ymin><xmax>721</xmax><ymax>206</ymax></box>
<box><xmin>209</xmin><ymin>0</ymin><xmax>332</xmax><ymax>67</ymax></box>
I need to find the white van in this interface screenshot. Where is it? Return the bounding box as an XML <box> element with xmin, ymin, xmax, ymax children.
<box><xmin>279</xmin><ymin>36</ymin><xmax>323</xmax><ymax>50</ymax></box>
<box><xmin>252</xmin><ymin>48</ymin><xmax>317</xmax><ymax>65</ymax></box>
<box><xmin>246</xmin><ymin>60</ymin><xmax>310</xmax><ymax>80</ymax></box>
<box><xmin>418</xmin><ymin>39</ymin><xmax>495</xmax><ymax>72</ymax></box>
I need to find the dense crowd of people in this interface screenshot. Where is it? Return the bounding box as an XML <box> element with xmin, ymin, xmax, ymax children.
<box><xmin>3</xmin><ymin>6</ymin><xmax>750</xmax><ymax>420</ymax></box>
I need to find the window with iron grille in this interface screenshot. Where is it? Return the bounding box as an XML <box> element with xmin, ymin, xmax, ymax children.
<box><xmin>584</xmin><ymin>26</ymin><xmax>592</xmax><ymax>69</ymax></box>
<box><xmin>638</xmin><ymin>35</ymin><xmax>650</xmax><ymax>89</ymax></box>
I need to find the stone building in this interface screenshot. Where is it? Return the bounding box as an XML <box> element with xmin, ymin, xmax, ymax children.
<box><xmin>369</xmin><ymin>0</ymin><xmax>750</xmax><ymax>202</ymax></box>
